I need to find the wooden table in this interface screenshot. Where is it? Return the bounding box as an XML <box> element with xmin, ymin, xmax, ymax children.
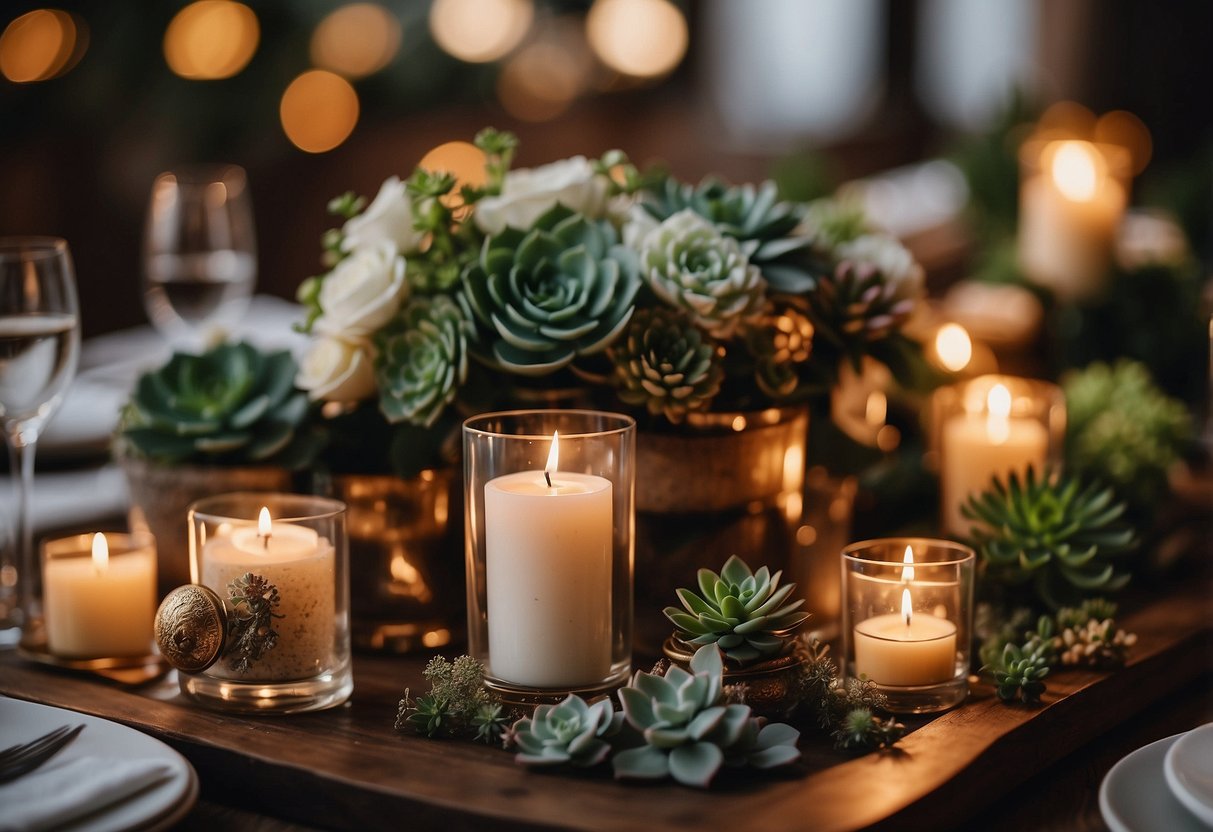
<box><xmin>2</xmin><ymin>583</ymin><xmax>1210</xmax><ymax>832</ymax></box>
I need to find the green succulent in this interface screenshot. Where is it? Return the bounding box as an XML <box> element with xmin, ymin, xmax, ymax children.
<box><xmin>641</xmin><ymin>177</ymin><xmax>817</xmax><ymax>293</ymax></box>
<box><xmin>609</xmin><ymin>307</ymin><xmax>723</xmax><ymax>422</ymax></box>
<box><xmin>512</xmin><ymin>695</ymin><xmax>623</xmax><ymax>768</ymax></box>
<box><xmin>1064</xmin><ymin>360</ymin><xmax>1191</xmax><ymax>510</ymax></box>
<box><xmin>121</xmin><ymin>342</ymin><xmax>311</xmax><ymax>467</ymax></box>
<box><xmin>744</xmin><ymin>300</ymin><xmax>815</xmax><ymax>399</ymax></box>
<box><xmin>460</xmin><ymin>204</ymin><xmax>640</xmax><ymax>376</ymax></box>
<box><xmin>832</xmin><ymin>708</ymin><xmax>906</xmax><ymax>751</ymax></box>
<box><xmin>990</xmin><ymin>642</ymin><xmax>1050</xmax><ymax>705</ymax></box>
<box><xmin>665</xmin><ymin>555</ymin><xmax>809</xmax><ymax>663</ymax></box>
<box><xmin>394</xmin><ymin>655</ymin><xmax>501</xmax><ymax>741</ymax></box>
<box><xmin>399</xmin><ymin>693</ymin><xmax>453</xmax><ymax>737</ymax></box>
<box><xmin>962</xmin><ymin>467</ymin><xmax>1138</xmax><ymax>609</ymax></box>
<box><xmin>614</xmin><ymin>644</ymin><xmax>800</xmax><ymax>788</ymax></box>
<box><xmin>798</xmin><ymin>197</ymin><xmax>869</xmax><ymax>254</ymax></box>
<box><xmin>471</xmin><ymin>702</ymin><xmax>512</xmax><ymax>746</ymax></box>
<box><xmin>639</xmin><ymin>209</ymin><xmax>767</xmax><ymax>339</ymax></box>
<box><xmin>375</xmin><ymin>295</ymin><xmax>475</xmax><ymax>428</ymax></box>
<box><xmin>1056</xmin><ymin>598</ymin><xmax>1119</xmax><ymax>631</ymax></box>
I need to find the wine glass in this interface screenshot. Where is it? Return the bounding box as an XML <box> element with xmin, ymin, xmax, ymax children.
<box><xmin>142</xmin><ymin>164</ymin><xmax>256</xmax><ymax>350</ymax></box>
<box><xmin>0</xmin><ymin>238</ymin><xmax>80</xmax><ymax>645</ymax></box>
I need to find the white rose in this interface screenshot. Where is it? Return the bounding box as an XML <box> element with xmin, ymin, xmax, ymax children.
<box><xmin>296</xmin><ymin>335</ymin><xmax>377</xmax><ymax>403</ymax></box>
<box><xmin>342</xmin><ymin>176</ymin><xmax>425</xmax><ymax>255</ymax></box>
<box><xmin>835</xmin><ymin>234</ymin><xmax>924</xmax><ymax>302</ymax></box>
<box><xmin>316</xmin><ymin>241</ymin><xmax>408</xmax><ymax>337</ymax></box>
<box><xmin>621</xmin><ymin>202</ymin><xmax>659</xmax><ymax>250</ymax></box>
<box><xmin>474</xmin><ymin>156</ymin><xmax>609</xmax><ymax>235</ymax></box>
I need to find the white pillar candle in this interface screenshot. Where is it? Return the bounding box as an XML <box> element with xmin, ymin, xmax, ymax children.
<box><xmin>44</xmin><ymin>533</ymin><xmax>157</xmax><ymax>658</ymax></box>
<box><xmin>854</xmin><ymin>581</ymin><xmax>957</xmax><ymax>687</ymax></box>
<box><xmin>485</xmin><ymin>432</ymin><xmax>613</xmax><ymax>688</ymax></box>
<box><xmin>1018</xmin><ymin>139</ymin><xmax>1128</xmax><ymax>301</ymax></box>
<box><xmin>940</xmin><ymin>382</ymin><xmax>1048</xmax><ymax>537</ymax></box>
<box><xmin>201</xmin><ymin>507</ymin><xmax>335</xmax><ymax>681</ymax></box>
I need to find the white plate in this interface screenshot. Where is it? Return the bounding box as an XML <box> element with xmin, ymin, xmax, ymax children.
<box><xmin>1166</xmin><ymin>723</ymin><xmax>1213</xmax><ymax>827</ymax></box>
<box><xmin>1100</xmin><ymin>732</ymin><xmax>1208</xmax><ymax>832</ymax></box>
<box><xmin>0</xmin><ymin>696</ymin><xmax>198</xmax><ymax>832</ymax></box>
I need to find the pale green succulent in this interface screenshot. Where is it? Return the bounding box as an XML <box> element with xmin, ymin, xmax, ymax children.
<box><xmin>512</xmin><ymin>695</ymin><xmax>623</xmax><ymax>768</ymax></box>
<box><xmin>460</xmin><ymin>204</ymin><xmax>640</xmax><ymax>376</ymax></box>
<box><xmin>609</xmin><ymin>307</ymin><xmax>723</xmax><ymax>422</ymax></box>
<box><xmin>375</xmin><ymin>295</ymin><xmax>474</xmax><ymax>428</ymax></box>
<box><xmin>664</xmin><ymin>555</ymin><xmax>809</xmax><ymax>663</ymax></box>
<box><xmin>613</xmin><ymin>644</ymin><xmax>800</xmax><ymax>788</ymax></box>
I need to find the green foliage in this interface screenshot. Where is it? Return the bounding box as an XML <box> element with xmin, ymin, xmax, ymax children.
<box><xmin>792</xmin><ymin>638</ymin><xmax>904</xmax><ymax>752</ymax></box>
<box><xmin>962</xmin><ymin>467</ymin><xmax>1137</xmax><ymax>609</ymax></box>
<box><xmin>990</xmin><ymin>642</ymin><xmax>1050</xmax><ymax>705</ymax></box>
<box><xmin>1064</xmin><ymin>360</ymin><xmax>1191</xmax><ymax>510</ymax></box>
<box><xmin>395</xmin><ymin>655</ymin><xmax>502</xmax><ymax>742</ymax></box>
<box><xmin>224</xmin><ymin>572</ymin><xmax>282</xmax><ymax>674</ymax></box>
<box><xmin>664</xmin><ymin>556</ymin><xmax>808</xmax><ymax>663</ymax></box>
<box><xmin>832</xmin><ymin>708</ymin><xmax>906</xmax><ymax>752</ymax></box>
<box><xmin>608</xmin><ymin>307</ymin><xmax>723</xmax><ymax>422</ymax></box>
<box><xmin>511</xmin><ymin>695</ymin><xmax>623</xmax><ymax>768</ymax></box>
<box><xmin>121</xmin><ymin>342</ymin><xmax>315</xmax><ymax>468</ymax></box>
<box><xmin>375</xmin><ymin>295</ymin><xmax>475</xmax><ymax>428</ymax></box>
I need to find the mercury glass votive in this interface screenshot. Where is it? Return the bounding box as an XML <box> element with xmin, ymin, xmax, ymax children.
<box><xmin>842</xmin><ymin>538</ymin><xmax>974</xmax><ymax>714</ymax></box>
<box><xmin>464</xmin><ymin>410</ymin><xmax>635</xmax><ymax>706</ymax></box>
<box><xmin>170</xmin><ymin>493</ymin><xmax>351</xmax><ymax>713</ymax></box>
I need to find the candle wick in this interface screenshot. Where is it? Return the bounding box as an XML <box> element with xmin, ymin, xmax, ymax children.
<box><xmin>544</xmin><ymin>471</ymin><xmax>552</xmax><ymax>489</ymax></box>
<box><xmin>262</xmin><ymin>533</ymin><xmax>270</xmax><ymax>550</ymax></box>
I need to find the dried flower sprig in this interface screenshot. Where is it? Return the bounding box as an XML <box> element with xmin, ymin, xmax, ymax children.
<box><xmin>394</xmin><ymin>655</ymin><xmax>505</xmax><ymax>743</ymax></box>
<box><xmin>225</xmin><ymin>572</ymin><xmax>283</xmax><ymax>673</ymax></box>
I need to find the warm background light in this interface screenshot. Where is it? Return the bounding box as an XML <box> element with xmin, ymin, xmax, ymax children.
<box><xmin>0</xmin><ymin>9</ymin><xmax>85</xmax><ymax>83</ymax></box>
<box><xmin>429</xmin><ymin>0</ymin><xmax>533</xmax><ymax>64</ymax></box>
<box><xmin>164</xmin><ymin>0</ymin><xmax>259</xmax><ymax>80</ymax></box>
<box><xmin>1095</xmin><ymin>109</ymin><xmax>1153</xmax><ymax>175</ymax></box>
<box><xmin>934</xmin><ymin>323</ymin><xmax>973</xmax><ymax>373</ymax></box>
<box><xmin>498</xmin><ymin>41</ymin><xmax>585</xmax><ymax>122</ymax></box>
<box><xmin>1051</xmin><ymin>141</ymin><xmax>1100</xmax><ymax>202</ymax></box>
<box><xmin>280</xmin><ymin>69</ymin><xmax>360</xmax><ymax>153</ymax></box>
<box><xmin>310</xmin><ymin>3</ymin><xmax>402</xmax><ymax>79</ymax></box>
<box><xmin>418</xmin><ymin>141</ymin><xmax>488</xmax><ymax>191</ymax></box>
<box><xmin>586</xmin><ymin>0</ymin><xmax>688</xmax><ymax>79</ymax></box>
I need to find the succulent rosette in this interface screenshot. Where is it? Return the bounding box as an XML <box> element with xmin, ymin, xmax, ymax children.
<box><xmin>460</xmin><ymin>205</ymin><xmax>641</xmax><ymax>375</ymax></box>
<box><xmin>609</xmin><ymin>307</ymin><xmax>723</xmax><ymax>422</ymax></box>
<box><xmin>638</xmin><ymin>209</ymin><xmax>766</xmax><ymax>339</ymax></box>
<box><xmin>512</xmin><ymin>695</ymin><xmax>623</xmax><ymax>768</ymax></box>
<box><xmin>375</xmin><ymin>295</ymin><xmax>475</xmax><ymax>428</ymax></box>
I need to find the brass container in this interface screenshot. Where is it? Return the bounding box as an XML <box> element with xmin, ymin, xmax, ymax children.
<box><xmin>662</xmin><ymin>634</ymin><xmax>808</xmax><ymax>720</ymax></box>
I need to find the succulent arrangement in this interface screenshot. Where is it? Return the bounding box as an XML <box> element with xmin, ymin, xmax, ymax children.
<box><xmin>962</xmin><ymin>466</ymin><xmax>1137</xmax><ymax>609</ymax></box>
<box><xmin>511</xmin><ymin>695</ymin><xmax>622</xmax><ymax>768</ymax></box>
<box><xmin>395</xmin><ymin>655</ymin><xmax>510</xmax><ymax>745</ymax></box>
<box><xmin>793</xmin><ymin>638</ymin><xmax>906</xmax><ymax>751</ymax></box>
<box><xmin>664</xmin><ymin>555</ymin><xmax>809</xmax><ymax>663</ymax></box>
<box><xmin>120</xmin><ymin>342</ymin><xmax>315</xmax><ymax>468</ymax></box>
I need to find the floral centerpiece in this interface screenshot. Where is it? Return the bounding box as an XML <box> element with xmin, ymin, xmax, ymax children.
<box><xmin>294</xmin><ymin>129</ymin><xmax>925</xmax><ymax>475</ymax></box>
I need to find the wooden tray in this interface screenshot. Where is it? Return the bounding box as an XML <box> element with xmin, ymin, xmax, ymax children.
<box><xmin>2</xmin><ymin>585</ymin><xmax>1209</xmax><ymax>832</ymax></box>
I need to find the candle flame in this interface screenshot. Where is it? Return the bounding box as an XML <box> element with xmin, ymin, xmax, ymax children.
<box><xmin>258</xmin><ymin>506</ymin><xmax>272</xmax><ymax>549</ymax></box>
<box><xmin>986</xmin><ymin>383</ymin><xmax>1012</xmax><ymax>444</ymax></box>
<box><xmin>1051</xmin><ymin>141</ymin><xmax>1101</xmax><ymax>202</ymax></box>
<box><xmin>902</xmin><ymin>545</ymin><xmax>915</xmax><ymax>583</ymax></box>
<box><xmin>901</xmin><ymin>587</ymin><xmax>912</xmax><ymax>628</ymax></box>
<box><xmin>934</xmin><ymin>323</ymin><xmax>972</xmax><ymax>373</ymax></box>
<box><xmin>544</xmin><ymin>430</ymin><xmax>559</xmax><ymax>488</ymax></box>
<box><xmin>91</xmin><ymin>532</ymin><xmax>108</xmax><ymax>573</ymax></box>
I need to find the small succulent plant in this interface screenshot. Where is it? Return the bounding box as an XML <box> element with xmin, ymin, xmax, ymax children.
<box><xmin>395</xmin><ymin>655</ymin><xmax>503</xmax><ymax>742</ymax></box>
<box><xmin>962</xmin><ymin>467</ymin><xmax>1138</xmax><ymax>609</ymax></box>
<box><xmin>664</xmin><ymin>555</ymin><xmax>809</xmax><ymax>663</ymax></box>
<box><xmin>121</xmin><ymin>342</ymin><xmax>313</xmax><ymax>467</ymax></box>
<box><xmin>375</xmin><ymin>294</ymin><xmax>475</xmax><ymax>428</ymax></box>
<box><xmin>744</xmin><ymin>300</ymin><xmax>815</xmax><ymax>399</ymax></box>
<box><xmin>613</xmin><ymin>644</ymin><xmax>800</xmax><ymax>788</ymax></box>
<box><xmin>990</xmin><ymin>642</ymin><xmax>1050</xmax><ymax>705</ymax></box>
<box><xmin>512</xmin><ymin>695</ymin><xmax>623</xmax><ymax>768</ymax></box>
<box><xmin>608</xmin><ymin>307</ymin><xmax>723</xmax><ymax>422</ymax></box>
<box><xmin>832</xmin><ymin>708</ymin><xmax>906</xmax><ymax>752</ymax></box>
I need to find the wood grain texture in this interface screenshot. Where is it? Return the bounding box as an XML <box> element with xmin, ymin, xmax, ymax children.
<box><xmin>1</xmin><ymin>585</ymin><xmax>1209</xmax><ymax>832</ymax></box>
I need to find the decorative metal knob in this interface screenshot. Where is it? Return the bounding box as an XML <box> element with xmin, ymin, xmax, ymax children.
<box><xmin>154</xmin><ymin>584</ymin><xmax>227</xmax><ymax>674</ymax></box>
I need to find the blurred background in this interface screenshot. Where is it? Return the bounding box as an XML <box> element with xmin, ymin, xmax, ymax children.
<box><xmin>1</xmin><ymin>0</ymin><xmax>1211</xmax><ymax>339</ymax></box>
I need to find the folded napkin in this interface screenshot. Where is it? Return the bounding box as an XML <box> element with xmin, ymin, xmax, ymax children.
<box><xmin>0</xmin><ymin>755</ymin><xmax>173</xmax><ymax>832</ymax></box>
<box><xmin>0</xmin><ymin>465</ymin><xmax>129</xmax><ymax>535</ymax></box>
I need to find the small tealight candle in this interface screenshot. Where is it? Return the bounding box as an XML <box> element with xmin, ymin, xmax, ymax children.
<box><xmin>43</xmin><ymin>533</ymin><xmax>157</xmax><ymax>658</ymax></box>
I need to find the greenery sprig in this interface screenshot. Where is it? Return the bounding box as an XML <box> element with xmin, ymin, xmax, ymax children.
<box><xmin>395</xmin><ymin>656</ymin><xmax>509</xmax><ymax>744</ymax></box>
<box><xmin>225</xmin><ymin>572</ymin><xmax>283</xmax><ymax>673</ymax></box>
<box><xmin>792</xmin><ymin>637</ymin><xmax>906</xmax><ymax>751</ymax></box>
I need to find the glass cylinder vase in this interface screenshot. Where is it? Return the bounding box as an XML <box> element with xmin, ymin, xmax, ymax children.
<box><xmin>463</xmin><ymin>410</ymin><xmax>634</xmax><ymax>706</ymax></box>
<box><xmin>841</xmin><ymin>538</ymin><xmax>974</xmax><ymax>713</ymax></box>
<box><xmin>181</xmin><ymin>492</ymin><xmax>351</xmax><ymax>713</ymax></box>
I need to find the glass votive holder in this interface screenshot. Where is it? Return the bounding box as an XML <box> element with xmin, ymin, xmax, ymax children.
<box><xmin>932</xmin><ymin>374</ymin><xmax>1065</xmax><ymax>538</ymax></box>
<box><xmin>463</xmin><ymin>410</ymin><xmax>635</xmax><ymax>706</ymax></box>
<box><xmin>171</xmin><ymin>493</ymin><xmax>351</xmax><ymax>714</ymax></box>
<box><xmin>842</xmin><ymin>538</ymin><xmax>975</xmax><ymax>714</ymax></box>
<box><xmin>39</xmin><ymin>532</ymin><xmax>157</xmax><ymax>661</ymax></box>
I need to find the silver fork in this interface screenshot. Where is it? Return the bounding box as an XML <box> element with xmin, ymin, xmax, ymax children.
<box><xmin>0</xmin><ymin>724</ymin><xmax>85</xmax><ymax>783</ymax></box>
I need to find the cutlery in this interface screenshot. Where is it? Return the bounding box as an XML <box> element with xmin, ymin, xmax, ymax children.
<box><xmin>0</xmin><ymin>724</ymin><xmax>84</xmax><ymax>783</ymax></box>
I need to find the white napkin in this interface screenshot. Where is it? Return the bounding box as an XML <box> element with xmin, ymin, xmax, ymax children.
<box><xmin>0</xmin><ymin>755</ymin><xmax>173</xmax><ymax>832</ymax></box>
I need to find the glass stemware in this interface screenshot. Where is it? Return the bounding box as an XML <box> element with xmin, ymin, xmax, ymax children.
<box><xmin>142</xmin><ymin>164</ymin><xmax>256</xmax><ymax>350</ymax></box>
<box><xmin>0</xmin><ymin>238</ymin><xmax>81</xmax><ymax>645</ymax></box>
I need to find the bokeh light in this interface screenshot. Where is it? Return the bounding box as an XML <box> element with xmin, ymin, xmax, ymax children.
<box><xmin>0</xmin><ymin>9</ymin><xmax>86</xmax><ymax>83</ymax></box>
<box><xmin>586</xmin><ymin>0</ymin><xmax>687</xmax><ymax>79</ymax></box>
<box><xmin>1095</xmin><ymin>109</ymin><xmax>1152</xmax><ymax>175</ymax></box>
<box><xmin>1050</xmin><ymin>140</ymin><xmax>1101</xmax><ymax>202</ymax></box>
<box><xmin>498</xmin><ymin>42</ymin><xmax>585</xmax><ymax>122</ymax></box>
<box><xmin>164</xmin><ymin>1</ymin><xmax>259</xmax><ymax>80</ymax></box>
<box><xmin>280</xmin><ymin>70</ymin><xmax>360</xmax><ymax>154</ymax></box>
<box><xmin>418</xmin><ymin>141</ymin><xmax>488</xmax><ymax>203</ymax></box>
<box><xmin>311</xmin><ymin>3</ymin><xmax>402</xmax><ymax>79</ymax></box>
<box><xmin>429</xmin><ymin>0</ymin><xmax>533</xmax><ymax>64</ymax></box>
<box><xmin>933</xmin><ymin>323</ymin><xmax>973</xmax><ymax>372</ymax></box>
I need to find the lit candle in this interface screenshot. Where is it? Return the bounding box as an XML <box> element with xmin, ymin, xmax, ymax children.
<box><xmin>485</xmin><ymin>431</ymin><xmax>613</xmax><ymax>688</ymax></box>
<box><xmin>43</xmin><ymin>533</ymin><xmax>157</xmax><ymax>658</ymax></box>
<box><xmin>1018</xmin><ymin>139</ymin><xmax>1128</xmax><ymax>300</ymax></box>
<box><xmin>853</xmin><ymin>546</ymin><xmax>957</xmax><ymax>686</ymax></box>
<box><xmin>201</xmin><ymin>505</ymin><xmax>335</xmax><ymax>681</ymax></box>
<box><xmin>940</xmin><ymin>381</ymin><xmax>1048</xmax><ymax>537</ymax></box>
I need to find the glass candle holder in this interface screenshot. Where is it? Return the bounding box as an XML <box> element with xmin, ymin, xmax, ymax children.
<box><xmin>181</xmin><ymin>493</ymin><xmax>351</xmax><ymax>713</ymax></box>
<box><xmin>842</xmin><ymin>538</ymin><xmax>974</xmax><ymax>714</ymax></box>
<box><xmin>933</xmin><ymin>374</ymin><xmax>1065</xmax><ymax>538</ymax></box>
<box><xmin>464</xmin><ymin>410</ymin><xmax>635</xmax><ymax>706</ymax></box>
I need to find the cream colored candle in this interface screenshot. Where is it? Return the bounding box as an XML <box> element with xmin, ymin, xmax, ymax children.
<box><xmin>941</xmin><ymin>383</ymin><xmax>1048</xmax><ymax>537</ymax></box>
<box><xmin>1018</xmin><ymin>140</ymin><xmax>1127</xmax><ymax>301</ymax></box>
<box><xmin>854</xmin><ymin>587</ymin><xmax>957</xmax><ymax>687</ymax></box>
<box><xmin>201</xmin><ymin>507</ymin><xmax>335</xmax><ymax>681</ymax></box>
<box><xmin>43</xmin><ymin>533</ymin><xmax>156</xmax><ymax>658</ymax></box>
<box><xmin>485</xmin><ymin>432</ymin><xmax>612</xmax><ymax>688</ymax></box>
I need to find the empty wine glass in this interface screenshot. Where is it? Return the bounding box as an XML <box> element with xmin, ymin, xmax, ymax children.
<box><xmin>0</xmin><ymin>238</ymin><xmax>80</xmax><ymax>645</ymax></box>
<box><xmin>142</xmin><ymin>164</ymin><xmax>256</xmax><ymax>350</ymax></box>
